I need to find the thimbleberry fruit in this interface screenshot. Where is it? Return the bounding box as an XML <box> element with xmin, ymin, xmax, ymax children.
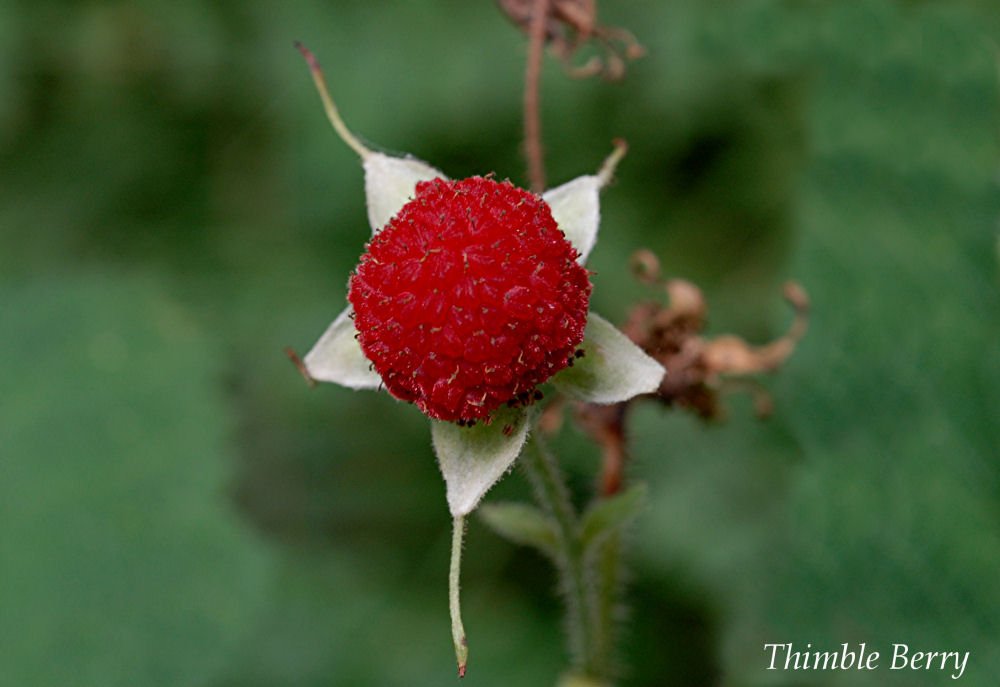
<box><xmin>348</xmin><ymin>176</ymin><xmax>592</xmax><ymax>423</ymax></box>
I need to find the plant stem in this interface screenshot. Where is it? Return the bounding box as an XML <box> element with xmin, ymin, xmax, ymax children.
<box><xmin>591</xmin><ymin>531</ymin><xmax>622</xmax><ymax>678</ymax></box>
<box><xmin>524</xmin><ymin>0</ymin><xmax>548</xmax><ymax>192</ymax></box>
<box><xmin>450</xmin><ymin>515</ymin><xmax>468</xmax><ymax>677</ymax></box>
<box><xmin>294</xmin><ymin>42</ymin><xmax>371</xmax><ymax>160</ymax></box>
<box><xmin>521</xmin><ymin>435</ymin><xmax>600</xmax><ymax>678</ymax></box>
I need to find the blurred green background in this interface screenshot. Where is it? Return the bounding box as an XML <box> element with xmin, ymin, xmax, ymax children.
<box><xmin>2</xmin><ymin>1</ymin><xmax>999</xmax><ymax>685</ymax></box>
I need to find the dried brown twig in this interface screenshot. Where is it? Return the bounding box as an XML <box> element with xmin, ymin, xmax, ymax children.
<box><xmin>498</xmin><ymin>0</ymin><xmax>646</xmax><ymax>191</ymax></box>
<box><xmin>496</xmin><ymin>0</ymin><xmax>645</xmax><ymax>81</ymax></box>
<box><xmin>524</xmin><ymin>0</ymin><xmax>550</xmax><ymax>192</ymax></box>
<box><xmin>571</xmin><ymin>250</ymin><xmax>809</xmax><ymax>495</ymax></box>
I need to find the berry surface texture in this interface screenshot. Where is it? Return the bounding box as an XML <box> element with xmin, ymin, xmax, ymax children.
<box><xmin>348</xmin><ymin>176</ymin><xmax>592</xmax><ymax>423</ymax></box>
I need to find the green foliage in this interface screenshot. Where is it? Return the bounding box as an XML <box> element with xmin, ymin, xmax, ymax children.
<box><xmin>579</xmin><ymin>484</ymin><xmax>648</xmax><ymax>557</ymax></box>
<box><xmin>0</xmin><ymin>273</ymin><xmax>273</xmax><ymax>686</ymax></box>
<box><xmin>480</xmin><ymin>502</ymin><xmax>560</xmax><ymax>556</ymax></box>
<box><xmin>626</xmin><ymin>2</ymin><xmax>1000</xmax><ymax>685</ymax></box>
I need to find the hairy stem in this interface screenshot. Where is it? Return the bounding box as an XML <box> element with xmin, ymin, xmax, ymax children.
<box><xmin>521</xmin><ymin>436</ymin><xmax>600</xmax><ymax>677</ymax></box>
<box><xmin>450</xmin><ymin>515</ymin><xmax>469</xmax><ymax>678</ymax></box>
<box><xmin>294</xmin><ymin>41</ymin><xmax>371</xmax><ymax>159</ymax></box>
<box><xmin>592</xmin><ymin>531</ymin><xmax>623</xmax><ymax>678</ymax></box>
<box><xmin>524</xmin><ymin>0</ymin><xmax>549</xmax><ymax>192</ymax></box>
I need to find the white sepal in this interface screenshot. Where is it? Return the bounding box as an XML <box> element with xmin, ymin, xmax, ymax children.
<box><xmin>303</xmin><ymin>306</ymin><xmax>382</xmax><ymax>389</ymax></box>
<box><xmin>431</xmin><ymin>406</ymin><xmax>530</xmax><ymax>516</ymax></box>
<box><xmin>363</xmin><ymin>152</ymin><xmax>446</xmax><ymax>234</ymax></box>
<box><xmin>552</xmin><ymin>312</ymin><xmax>665</xmax><ymax>403</ymax></box>
<box><xmin>542</xmin><ymin>175</ymin><xmax>601</xmax><ymax>263</ymax></box>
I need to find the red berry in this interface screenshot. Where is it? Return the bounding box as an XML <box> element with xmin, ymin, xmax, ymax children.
<box><xmin>348</xmin><ymin>176</ymin><xmax>592</xmax><ymax>423</ymax></box>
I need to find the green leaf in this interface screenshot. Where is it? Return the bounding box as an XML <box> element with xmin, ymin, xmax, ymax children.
<box><xmin>542</xmin><ymin>175</ymin><xmax>601</xmax><ymax>262</ymax></box>
<box><xmin>580</xmin><ymin>484</ymin><xmax>648</xmax><ymax>555</ymax></box>
<box><xmin>0</xmin><ymin>273</ymin><xmax>272</xmax><ymax>687</ymax></box>
<box><xmin>363</xmin><ymin>152</ymin><xmax>445</xmax><ymax>233</ymax></box>
<box><xmin>431</xmin><ymin>406</ymin><xmax>529</xmax><ymax>516</ymax></box>
<box><xmin>479</xmin><ymin>502</ymin><xmax>559</xmax><ymax>555</ymax></box>
<box><xmin>303</xmin><ymin>305</ymin><xmax>382</xmax><ymax>389</ymax></box>
<box><xmin>552</xmin><ymin>312</ymin><xmax>665</xmax><ymax>404</ymax></box>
